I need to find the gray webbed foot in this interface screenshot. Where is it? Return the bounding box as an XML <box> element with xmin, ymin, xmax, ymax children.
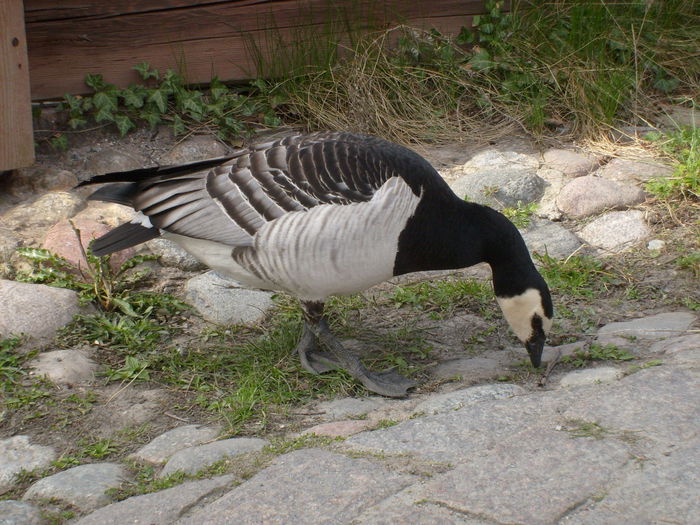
<box><xmin>298</xmin><ymin>301</ymin><xmax>417</xmax><ymax>398</ymax></box>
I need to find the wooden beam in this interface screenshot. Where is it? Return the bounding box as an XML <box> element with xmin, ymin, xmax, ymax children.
<box><xmin>25</xmin><ymin>0</ymin><xmax>485</xmax><ymax>100</ymax></box>
<box><xmin>0</xmin><ymin>0</ymin><xmax>34</xmax><ymax>170</ymax></box>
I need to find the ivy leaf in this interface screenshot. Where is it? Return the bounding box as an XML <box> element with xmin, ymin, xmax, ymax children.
<box><xmin>93</xmin><ymin>91</ymin><xmax>118</xmax><ymax>111</ymax></box>
<box><xmin>210</xmin><ymin>77</ymin><xmax>229</xmax><ymax>100</ymax></box>
<box><xmin>113</xmin><ymin>115</ymin><xmax>135</xmax><ymax>136</ymax></box>
<box><xmin>122</xmin><ymin>87</ymin><xmax>145</xmax><ymax>108</ymax></box>
<box><xmin>85</xmin><ymin>73</ymin><xmax>105</xmax><ymax>91</ymax></box>
<box><xmin>468</xmin><ymin>48</ymin><xmax>495</xmax><ymax>71</ymax></box>
<box><xmin>148</xmin><ymin>89</ymin><xmax>169</xmax><ymax>113</ymax></box>
<box><xmin>133</xmin><ymin>62</ymin><xmax>159</xmax><ymax>81</ymax></box>
<box><xmin>172</xmin><ymin>114</ymin><xmax>186</xmax><ymax>136</ymax></box>
<box><xmin>140</xmin><ymin>110</ymin><xmax>162</xmax><ymax>128</ymax></box>
<box><xmin>68</xmin><ymin>117</ymin><xmax>87</xmax><ymax>129</ymax></box>
<box><xmin>95</xmin><ymin>106</ymin><xmax>114</xmax><ymax>123</ymax></box>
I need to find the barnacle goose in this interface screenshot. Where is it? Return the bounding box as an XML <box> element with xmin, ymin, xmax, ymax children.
<box><xmin>79</xmin><ymin>131</ymin><xmax>553</xmax><ymax>397</ymax></box>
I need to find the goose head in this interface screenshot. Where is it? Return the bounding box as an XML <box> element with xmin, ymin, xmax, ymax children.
<box><xmin>495</xmin><ymin>283</ymin><xmax>553</xmax><ymax>368</ymax></box>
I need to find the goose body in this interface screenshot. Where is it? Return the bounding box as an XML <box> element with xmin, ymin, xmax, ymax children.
<box><xmin>81</xmin><ymin>131</ymin><xmax>553</xmax><ymax>396</ymax></box>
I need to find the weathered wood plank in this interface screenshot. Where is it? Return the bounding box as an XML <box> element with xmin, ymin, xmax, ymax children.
<box><xmin>1</xmin><ymin>0</ymin><xmax>34</xmax><ymax>170</ymax></box>
<box><xmin>26</xmin><ymin>0</ymin><xmax>484</xmax><ymax>100</ymax></box>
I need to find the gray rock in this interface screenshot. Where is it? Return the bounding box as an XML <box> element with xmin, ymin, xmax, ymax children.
<box><xmin>0</xmin><ymin>232</ymin><xmax>20</xmax><ymax>279</ymax></box>
<box><xmin>185</xmin><ymin>271</ymin><xmax>275</xmax><ymax>325</ymax></box>
<box><xmin>159</xmin><ymin>438</ymin><xmax>268</xmax><ymax>478</ymax></box>
<box><xmin>559</xmin><ymin>366</ymin><xmax>624</xmax><ymax>388</ymax></box>
<box><xmin>8</xmin><ymin>166</ymin><xmax>79</xmax><ymax>194</ymax></box>
<box><xmin>159</xmin><ymin>136</ymin><xmax>228</xmax><ymax>165</ymax></box>
<box><xmin>413</xmin><ymin>383</ymin><xmax>525</xmax><ymax>415</ymax></box>
<box><xmin>578</xmin><ymin>210</ymin><xmax>650</xmax><ymax>253</ymax></box>
<box><xmin>565</xmin><ymin>438</ymin><xmax>700</xmax><ymax>525</ymax></box>
<box><xmin>0</xmin><ymin>280</ymin><xmax>88</xmax><ymax>342</ymax></box>
<box><xmin>0</xmin><ymin>500</ymin><xmax>44</xmax><ymax>525</ymax></box>
<box><xmin>130</xmin><ymin>425</ymin><xmax>220</xmax><ymax>465</ymax></box>
<box><xmin>175</xmin><ymin>448</ymin><xmax>413</xmax><ymax>525</ymax></box>
<box><xmin>597</xmin><ymin>311</ymin><xmax>696</xmax><ymax>348</ymax></box>
<box><xmin>2</xmin><ymin>192</ymin><xmax>85</xmax><ymax>233</ymax></box>
<box><xmin>301</xmin><ymin>420</ymin><xmax>372</xmax><ymax>438</ymax></box>
<box><xmin>542</xmin><ymin>341</ymin><xmax>586</xmax><ymax>364</ymax></box>
<box><xmin>462</xmin><ymin>148</ymin><xmax>540</xmax><ymax>171</ymax></box>
<box><xmin>563</xmin><ymin>366</ymin><xmax>700</xmax><ymax>443</ymax></box>
<box><xmin>543</xmin><ymin>148</ymin><xmax>600</xmax><ymax>176</ymax></box>
<box><xmin>314</xmin><ymin>396</ymin><xmax>390</xmax><ymax>419</ymax></box>
<box><xmin>344</xmin><ymin>390</ymin><xmax>579</xmax><ymax>463</ymax></box>
<box><xmin>71</xmin><ymin>201</ymin><xmax>135</xmax><ymax>228</ymax></box>
<box><xmin>84</xmin><ymin>148</ymin><xmax>146</xmax><ymax>175</ymax></box>
<box><xmin>596</xmin><ymin>157</ymin><xmax>673</xmax><ymax>182</ymax></box>
<box><xmin>450</xmin><ymin>169</ymin><xmax>545</xmax><ymax>209</ymax></box>
<box><xmin>414</xmin><ymin>428</ymin><xmax>629</xmax><ymax>525</ymax></box>
<box><xmin>355</xmin><ymin>488</ymin><xmax>484</xmax><ymax>524</ymax></box>
<box><xmin>146</xmin><ymin>238</ymin><xmax>206</xmax><ymax>272</ymax></box>
<box><xmin>430</xmin><ymin>357</ymin><xmax>502</xmax><ymax>382</ymax></box>
<box><xmin>522</xmin><ymin>219</ymin><xmax>582</xmax><ymax>259</ymax></box>
<box><xmin>534</xmin><ymin>167</ymin><xmax>568</xmax><ymax>220</ymax></box>
<box><xmin>74</xmin><ymin>475</ymin><xmax>235</xmax><ymax>525</ymax></box>
<box><xmin>650</xmin><ymin>334</ymin><xmax>700</xmax><ymax>366</ymax></box>
<box><xmin>0</xmin><ymin>436</ymin><xmax>55</xmax><ymax>493</ymax></box>
<box><xmin>23</xmin><ymin>463</ymin><xmax>126</xmax><ymax>511</ymax></box>
<box><xmin>556</xmin><ymin>176</ymin><xmax>646</xmax><ymax>218</ymax></box>
<box><xmin>647</xmin><ymin>238</ymin><xmax>666</xmax><ymax>250</ymax></box>
<box><xmin>28</xmin><ymin>349</ymin><xmax>98</xmax><ymax>384</ymax></box>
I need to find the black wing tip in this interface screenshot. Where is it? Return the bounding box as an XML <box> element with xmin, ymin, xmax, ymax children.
<box><xmin>77</xmin><ymin>155</ymin><xmax>235</xmax><ymax>188</ymax></box>
<box><xmin>91</xmin><ymin>222</ymin><xmax>160</xmax><ymax>256</ymax></box>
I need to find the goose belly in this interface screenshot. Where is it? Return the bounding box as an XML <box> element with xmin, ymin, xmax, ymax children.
<box><xmin>161</xmin><ymin>233</ymin><xmax>272</xmax><ymax>290</ymax></box>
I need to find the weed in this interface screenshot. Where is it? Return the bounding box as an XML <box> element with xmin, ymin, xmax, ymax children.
<box><xmin>389</xmin><ymin>279</ymin><xmax>493</xmax><ymax>317</ymax></box>
<box><xmin>566</xmin><ymin>420</ymin><xmax>609</xmax><ymax>440</ymax></box>
<box><xmin>264</xmin><ymin>434</ymin><xmax>342</xmax><ymax>455</ymax></box>
<box><xmin>0</xmin><ymin>336</ymin><xmax>27</xmax><ymax>385</ymax></box>
<box><xmin>645</xmin><ymin>127</ymin><xmax>700</xmax><ymax>201</ymax></box>
<box><xmin>105</xmin><ymin>355</ymin><xmax>151</xmax><ymax>382</ymax></box>
<box><xmin>373</xmin><ymin>419</ymin><xmax>399</xmax><ymax>430</ymax></box>
<box><xmin>502</xmin><ymin>202</ymin><xmax>539</xmax><ymax>229</ymax></box>
<box><xmin>562</xmin><ymin>344</ymin><xmax>634</xmax><ymax>368</ymax></box>
<box><xmin>675</xmin><ymin>251</ymin><xmax>700</xmax><ymax>279</ymax></box>
<box><xmin>82</xmin><ymin>438</ymin><xmax>120</xmax><ymax>459</ymax></box>
<box><xmin>535</xmin><ymin>254</ymin><xmax>619</xmax><ymax>298</ymax></box>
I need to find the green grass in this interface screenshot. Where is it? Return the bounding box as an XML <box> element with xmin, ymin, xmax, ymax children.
<box><xmin>566</xmin><ymin>420</ymin><xmax>609</xmax><ymax>440</ymax></box>
<box><xmin>388</xmin><ymin>279</ymin><xmax>494</xmax><ymax>317</ymax></box>
<box><xmin>535</xmin><ymin>254</ymin><xmax>620</xmax><ymax>298</ymax></box>
<box><xmin>646</xmin><ymin>127</ymin><xmax>700</xmax><ymax>200</ymax></box>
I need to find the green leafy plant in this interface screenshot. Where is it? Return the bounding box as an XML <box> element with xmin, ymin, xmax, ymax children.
<box><xmin>16</xmin><ymin>242</ymin><xmax>174</xmax><ymax>315</ymax></box>
<box><xmin>105</xmin><ymin>355</ymin><xmax>151</xmax><ymax>382</ymax></box>
<box><xmin>57</xmin><ymin>63</ymin><xmax>280</xmax><ymax>142</ymax></box>
<box><xmin>502</xmin><ymin>201</ymin><xmax>539</xmax><ymax>229</ymax></box>
<box><xmin>0</xmin><ymin>336</ymin><xmax>25</xmax><ymax>386</ymax></box>
<box><xmin>562</xmin><ymin>344</ymin><xmax>634</xmax><ymax>368</ymax></box>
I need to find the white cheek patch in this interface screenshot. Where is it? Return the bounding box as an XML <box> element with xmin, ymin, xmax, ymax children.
<box><xmin>496</xmin><ymin>288</ymin><xmax>552</xmax><ymax>342</ymax></box>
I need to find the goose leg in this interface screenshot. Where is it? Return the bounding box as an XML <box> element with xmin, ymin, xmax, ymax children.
<box><xmin>298</xmin><ymin>301</ymin><xmax>417</xmax><ymax>398</ymax></box>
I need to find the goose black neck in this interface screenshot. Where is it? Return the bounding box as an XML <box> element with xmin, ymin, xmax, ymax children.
<box><xmin>393</xmin><ymin>196</ymin><xmax>539</xmax><ymax>297</ymax></box>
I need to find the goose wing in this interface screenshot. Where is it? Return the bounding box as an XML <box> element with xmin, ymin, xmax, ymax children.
<box><xmin>86</xmin><ymin>132</ymin><xmax>413</xmax><ymax>250</ymax></box>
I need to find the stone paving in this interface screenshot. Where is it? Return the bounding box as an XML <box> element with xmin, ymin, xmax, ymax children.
<box><xmin>1</xmin><ymin>136</ymin><xmax>699</xmax><ymax>523</ymax></box>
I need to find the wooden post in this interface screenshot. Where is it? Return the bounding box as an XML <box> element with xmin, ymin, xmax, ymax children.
<box><xmin>0</xmin><ymin>0</ymin><xmax>34</xmax><ymax>171</ymax></box>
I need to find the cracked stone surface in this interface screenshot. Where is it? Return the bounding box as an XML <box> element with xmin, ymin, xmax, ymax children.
<box><xmin>74</xmin><ymin>475</ymin><xmax>235</xmax><ymax>525</ymax></box>
<box><xmin>159</xmin><ymin>438</ymin><xmax>269</xmax><ymax>477</ymax></box>
<box><xmin>22</xmin><ymin>463</ymin><xmax>127</xmax><ymax>511</ymax></box>
<box><xmin>0</xmin><ymin>436</ymin><xmax>56</xmax><ymax>493</ymax></box>
<box><xmin>175</xmin><ymin>449</ymin><xmax>414</xmax><ymax>525</ymax></box>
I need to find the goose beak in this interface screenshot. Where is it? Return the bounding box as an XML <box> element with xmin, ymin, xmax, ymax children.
<box><xmin>526</xmin><ymin>334</ymin><xmax>545</xmax><ymax>368</ymax></box>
